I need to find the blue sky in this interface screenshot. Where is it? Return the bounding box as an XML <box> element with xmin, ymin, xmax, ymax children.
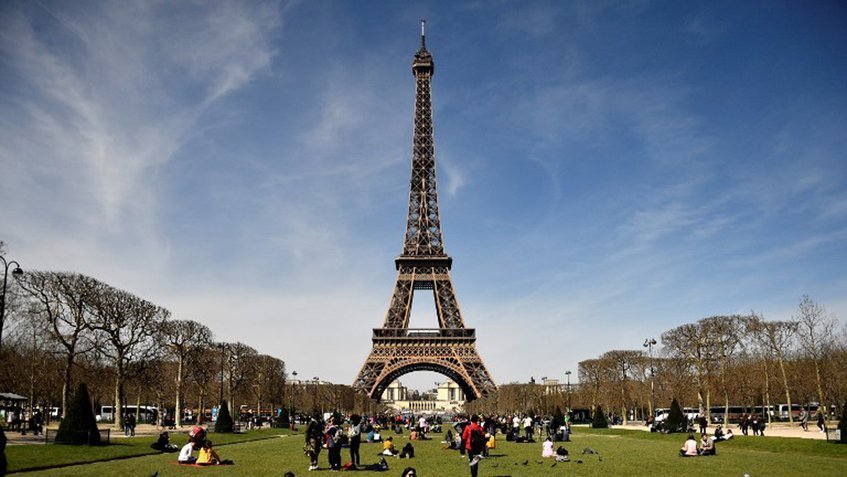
<box><xmin>1</xmin><ymin>1</ymin><xmax>845</xmax><ymax>392</ymax></box>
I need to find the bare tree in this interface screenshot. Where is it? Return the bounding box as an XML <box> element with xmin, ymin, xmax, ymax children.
<box><xmin>186</xmin><ymin>343</ymin><xmax>218</xmax><ymax>424</ymax></box>
<box><xmin>161</xmin><ymin>319</ymin><xmax>213</xmax><ymax>428</ymax></box>
<box><xmin>17</xmin><ymin>271</ymin><xmax>98</xmax><ymax>418</ymax></box>
<box><xmin>747</xmin><ymin>313</ymin><xmax>798</xmax><ymax>423</ymax></box>
<box><xmin>600</xmin><ymin>350</ymin><xmax>643</xmax><ymax>425</ymax></box>
<box><xmin>662</xmin><ymin>322</ymin><xmax>711</xmax><ymax>415</ymax></box>
<box><xmin>578</xmin><ymin>357</ymin><xmax>615</xmax><ymax>413</ymax></box>
<box><xmin>701</xmin><ymin>315</ymin><xmax>746</xmax><ymax>426</ymax></box>
<box><xmin>794</xmin><ymin>295</ymin><xmax>837</xmax><ymax>413</ymax></box>
<box><xmin>226</xmin><ymin>342</ymin><xmax>258</xmax><ymax>416</ymax></box>
<box><xmin>91</xmin><ymin>284</ymin><xmax>170</xmax><ymax>431</ymax></box>
<box><xmin>251</xmin><ymin>354</ymin><xmax>286</xmax><ymax>421</ymax></box>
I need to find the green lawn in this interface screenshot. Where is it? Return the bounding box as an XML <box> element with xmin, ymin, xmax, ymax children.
<box><xmin>7</xmin><ymin>427</ymin><xmax>847</xmax><ymax>476</ymax></box>
<box><xmin>6</xmin><ymin>428</ymin><xmax>286</xmax><ymax>473</ymax></box>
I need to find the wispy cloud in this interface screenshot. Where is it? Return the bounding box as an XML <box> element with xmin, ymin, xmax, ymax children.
<box><xmin>0</xmin><ymin>1</ymin><xmax>281</xmax><ymax>265</ymax></box>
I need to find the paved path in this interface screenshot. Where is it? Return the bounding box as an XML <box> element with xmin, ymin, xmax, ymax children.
<box><xmin>610</xmin><ymin>422</ymin><xmax>833</xmax><ymax>440</ymax></box>
<box><xmin>4</xmin><ymin>423</ymin><xmax>193</xmax><ymax>445</ymax></box>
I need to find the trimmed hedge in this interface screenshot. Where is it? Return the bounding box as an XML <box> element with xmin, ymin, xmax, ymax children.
<box><xmin>215</xmin><ymin>400</ymin><xmax>234</xmax><ymax>433</ymax></box>
<box><xmin>55</xmin><ymin>383</ymin><xmax>101</xmax><ymax>445</ymax></box>
<box><xmin>666</xmin><ymin>398</ymin><xmax>685</xmax><ymax>433</ymax></box>
<box><xmin>592</xmin><ymin>405</ymin><xmax>608</xmax><ymax>428</ymax></box>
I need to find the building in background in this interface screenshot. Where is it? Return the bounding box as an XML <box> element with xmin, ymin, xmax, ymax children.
<box><xmin>382</xmin><ymin>379</ymin><xmax>465</xmax><ymax>413</ymax></box>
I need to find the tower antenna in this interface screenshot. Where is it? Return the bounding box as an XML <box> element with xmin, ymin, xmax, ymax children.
<box><xmin>421</xmin><ymin>19</ymin><xmax>426</xmax><ymax>48</ymax></box>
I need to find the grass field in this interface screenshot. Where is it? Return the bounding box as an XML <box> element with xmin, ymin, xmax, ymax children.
<box><xmin>6</xmin><ymin>427</ymin><xmax>847</xmax><ymax>476</ymax></box>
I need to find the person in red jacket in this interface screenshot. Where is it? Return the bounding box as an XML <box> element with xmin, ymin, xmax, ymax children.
<box><xmin>462</xmin><ymin>414</ymin><xmax>486</xmax><ymax>477</ymax></box>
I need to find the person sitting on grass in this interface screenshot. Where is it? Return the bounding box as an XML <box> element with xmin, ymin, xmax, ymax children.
<box><xmin>382</xmin><ymin>436</ymin><xmax>399</xmax><ymax>456</ymax></box>
<box><xmin>151</xmin><ymin>431</ymin><xmax>178</xmax><ymax>452</ymax></box>
<box><xmin>699</xmin><ymin>433</ymin><xmax>715</xmax><ymax>456</ymax></box>
<box><xmin>541</xmin><ymin>437</ymin><xmax>555</xmax><ymax>458</ymax></box>
<box><xmin>178</xmin><ymin>440</ymin><xmax>197</xmax><ymax>464</ymax></box>
<box><xmin>444</xmin><ymin>429</ymin><xmax>455</xmax><ymax>449</ymax></box>
<box><xmin>400</xmin><ymin>467</ymin><xmax>417</xmax><ymax>477</ymax></box>
<box><xmin>679</xmin><ymin>433</ymin><xmax>698</xmax><ymax>457</ymax></box>
<box><xmin>485</xmin><ymin>433</ymin><xmax>495</xmax><ymax>456</ymax></box>
<box><xmin>399</xmin><ymin>442</ymin><xmax>415</xmax><ymax>459</ymax></box>
<box><xmin>197</xmin><ymin>440</ymin><xmax>222</xmax><ymax>465</ymax></box>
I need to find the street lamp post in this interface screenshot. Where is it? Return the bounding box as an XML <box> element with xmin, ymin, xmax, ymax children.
<box><xmin>218</xmin><ymin>343</ymin><xmax>227</xmax><ymax>405</ymax></box>
<box><xmin>0</xmin><ymin>256</ymin><xmax>24</xmax><ymax>355</ymax></box>
<box><xmin>564</xmin><ymin>371</ymin><xmax>572</xmax><ymax>411</ymax></box>
<box><xmin>288</xmin><ymin>371</ymin><xmax>298</xmax><ymax>428</ymax></box>
<box><xmin>312</xmin><ymin>377</ymin><xmax>320</xmax><ymax>415</ymax></box>
<box><xmin>643</xmin><ymin>338</ymin><xmax>657</xmax><ymax>420</ymax></box>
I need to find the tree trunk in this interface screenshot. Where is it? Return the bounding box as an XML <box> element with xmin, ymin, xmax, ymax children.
<box><xmin>62</xmin><ymin>351</ymin><xmax>74</xmax><ymax>420</ymax></box>
<box><xmin>814</xmin><ymin>360</ymin><xmax>825</xmax><ymax>417</ymax></box>
<box><xmin>778</xmin><ymin>355</ymin><xmax>793</xmax><ymax>423</ymax></box>
<box><xmin>112</xmin><ymin>358</ymin><xmax>124</xmax><ymax>431</ymax></box>
<box><xmin>198</xmin><ymin>389</ymin><xmax>206</xmax><ymax>425</ymax></box>
<box><xmin>764</xmin><ymin>368</ymin><xmax>772</xmax><ymax>424</ymax></box>
<box><xmin>135</xmin><ymin>394</ymin><xmax>141</xmax><ymax>425</ymax></box>
<box><xmin>175</xmin><ymin>355</ymin><xmax>184</xmax><ymax>428</ymax></box>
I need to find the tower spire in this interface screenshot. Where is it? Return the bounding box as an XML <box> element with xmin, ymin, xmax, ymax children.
<box><xmin>421</xmin><ymin>19</ymin><xmax>426</xmax><ymax>49</ymax></box>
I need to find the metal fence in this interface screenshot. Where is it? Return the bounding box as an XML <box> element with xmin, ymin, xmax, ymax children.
<box><xmin>44</xmin><ymin>428</ymin><xmax>110</xmax><ymax>445</ymax></box>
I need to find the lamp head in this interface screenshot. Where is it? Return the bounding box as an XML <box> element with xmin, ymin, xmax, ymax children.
<box><xmin>12</xmin><ymin>267</ymin><xmax>23</xmax><ymax>277</ymax></box>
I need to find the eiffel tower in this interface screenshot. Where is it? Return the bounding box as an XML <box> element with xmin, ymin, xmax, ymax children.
<box><xmin>353</xmin><ymin>22</ymin><xmax>496</xmax><ymax>402</ymax></box>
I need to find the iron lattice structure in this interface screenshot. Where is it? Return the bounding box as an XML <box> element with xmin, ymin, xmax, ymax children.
<box><xmin>353</xmin><ymin>24</ymin><xmax>496</xmax><ymax>402</ymax></box>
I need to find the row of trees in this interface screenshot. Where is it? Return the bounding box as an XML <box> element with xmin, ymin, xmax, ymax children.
<box><xmin>577</xmin><ymin>297</ymin><xmax>846</xmax><ymax>426</ymax></box>
<box><xmin>0</xmin><ymin>264</ymin><xmax>294</xmax><ymax>430</ymax></box>
<box><xmin>466</xmin><ymin>297</ymin><xmax>845</xmax><ymax>425</ymax></box>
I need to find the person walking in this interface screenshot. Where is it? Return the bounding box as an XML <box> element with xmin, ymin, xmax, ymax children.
<box><xmin>800</xmin><ymin>409</ymin><xmax>809</xmax><ymax>431</ymax></box>
<box><xmin>462</xmin><ymin>414</ymin><xmax>486</xmax><ymax>477</ymax></box>
<box><xmin>1</xmin><ymin>425</ymin><xmax>8</xmax><ymax>477</ymax></box>
<box><xmin>454</xmin><ymin>416</ymin><xmax>469</xmax><ymax>455</ymax></box>
<box><xmin>523</xmin><ymin>415</ymin><xmax>534</xmax><ymax>442</ymax></box>
<box><xmin>325</xmin><ymin>416</ymin><xmax>343</xmax><ymax>471</ymax></box>
<box><xmin>128</xmin><ymin>413</ymin><xmax>136</xmax><ymax>437</ymax></box>
<box><xmin>305</xmin><ymin>416</ymin><xmax>323</xmax><ymax>471</ymax></box>
<box><xmin>816</xmin><ymin>410</ymin><xmax>826</xmax><ymax>433</ymax></box>
<box><xmin>32</xmin><ymin>409</ymin><xmax>43</xmax><ymax>436</ymax></box>
<box><xmin>348</xmin><ymin>414</ymin><xmax>362</xmax><ymax>469</ymax></box>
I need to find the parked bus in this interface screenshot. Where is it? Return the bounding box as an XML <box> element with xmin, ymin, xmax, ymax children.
<box><xmin>707</xmin><ymin>403</ymin><xmax>833</xmax><ymax>423</ymax></box>
<box><xmin>98</xmin><ymin>405</ymin><xmax>158</xmax><ymax>423</ymax></box>
<box><xmin>654</xmin><ymin>407</ymin><xmax>700</xmax><ymax>423</ymax></box>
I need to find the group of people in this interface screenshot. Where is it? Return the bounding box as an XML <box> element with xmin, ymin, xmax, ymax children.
<box><xmin>679</xmin><ymin>432</ymin><xmax>717</xmax><ymax>457</ymax></box>
<box><xmin>123</xmin><ymin>413</ymin><xmax>136</xmax><ymax>437</ymax></box>
<box><xmin>3</xmin><ymin>408</ymin><xmax>43</xmax><ymax>436</ymax></box>
<box><xmin>799</xmin><ymin>409</ymin><xmax>827</xmax><ymax>432</ymax></box>
<box><xmin>173</xmin><ymin>426</ymin><xmax>232</xmax><ymax>466</ymax></box>
<box><xmin>305</xmin><ymin>414</ymin><xmax>360</xmax><ymax>471</ymax></box>
<box><xmin>738</xmin><ymin>414</ymin><xmax>766</xmax><ymax>436</ymax></box>
<box><xmin>301</xmin><ymin>411</ymin><xmax>495</xmax><ymax>476</ymax></box>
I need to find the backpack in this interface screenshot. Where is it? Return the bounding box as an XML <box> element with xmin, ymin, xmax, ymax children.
<box><xmin>470</xmin><ymin>427</ymin><xmax>486</xmax><ymax>453</ymax></box>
